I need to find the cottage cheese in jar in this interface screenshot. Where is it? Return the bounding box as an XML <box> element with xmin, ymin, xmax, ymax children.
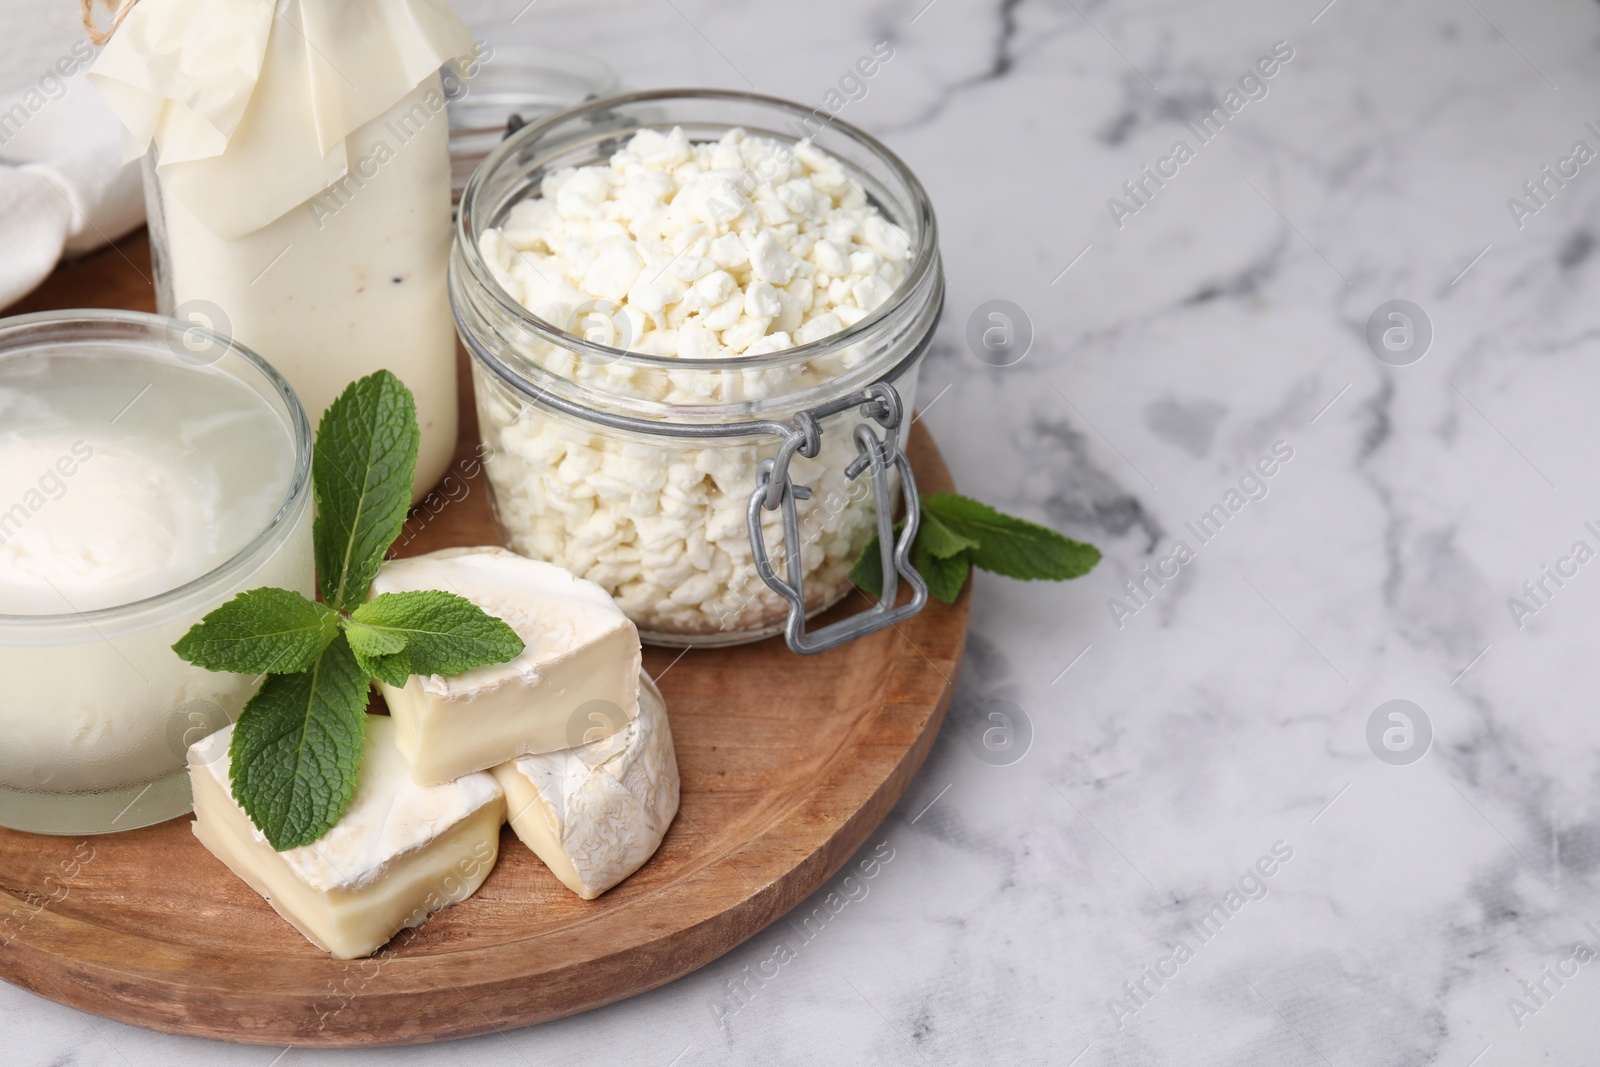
<box><xmin>454</xmin><ymin>93</ymin><xmax>942</xmax><ymax>646</ymax></box>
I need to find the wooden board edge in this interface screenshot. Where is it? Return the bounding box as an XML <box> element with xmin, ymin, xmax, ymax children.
<box><xmin>0</xmin><ymin>623</ymin><xmax>966</xmax><ymax>1046</ymax></box>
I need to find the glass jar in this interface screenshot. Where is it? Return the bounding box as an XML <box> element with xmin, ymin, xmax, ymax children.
<box><xmin>0</xmin><ymin>310</ymin><xmax>314</xmax><ymax>834</ymax></box>
<box><xmin>451</xmin><ymin>89</ymin><xmax>943</xmax><ymax>652</ymax></box>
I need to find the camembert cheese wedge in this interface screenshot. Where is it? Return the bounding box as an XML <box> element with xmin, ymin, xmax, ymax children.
<box><xmin>188</xmin><ymin>715</ymin><xmax>505</xmax><ymax>959</ymax></box>
<box><xmin>369</xmin><ymin>547</ymin><xmax>643</xmax><ymax>784</ymax></box>
<box><xmin>493</xmin><ymin>675</ymin><xmax>679</xmax><ymax>900</ymax></box>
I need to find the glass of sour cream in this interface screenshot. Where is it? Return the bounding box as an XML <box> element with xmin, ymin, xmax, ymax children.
<box><xmin>0</xmin><ymin>310</ymin><xmax>314</xmax><ymax>835</ymax></box>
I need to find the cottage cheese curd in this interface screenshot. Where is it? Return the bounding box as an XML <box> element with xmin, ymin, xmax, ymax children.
<box><xmin>474</xmin><ymin>127</ymin><xmax>916</xmax><ymax>636</ymax></box>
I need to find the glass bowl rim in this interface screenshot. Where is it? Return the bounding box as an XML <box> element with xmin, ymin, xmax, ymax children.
<box><xmin>0</xmin><ymin>308</ymin><xmax>314</xmax><ymax>631</ymax></box>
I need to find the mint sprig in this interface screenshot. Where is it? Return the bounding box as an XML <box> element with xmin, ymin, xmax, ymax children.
<box><xmin>850</xmin><ymin>492</ymin><xmax>1100</xmax><ymax>604</ymax></box>
<box><xmin>173</xmin><ymin>371</ymin><xmax>523</xmax><ymax>851</ymax></box>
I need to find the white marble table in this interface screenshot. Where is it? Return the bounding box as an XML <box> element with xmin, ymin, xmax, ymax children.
<box><xmin>10</xmin><ymin>0</ymin><xmax>1600</xmax><ymax>1062</ymax></box>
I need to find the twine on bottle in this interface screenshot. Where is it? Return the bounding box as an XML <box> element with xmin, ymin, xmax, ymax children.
<box><xmin>81</xmin><ymin>0</ymin><xmax>138</xmax><ymax>45</ymax></box>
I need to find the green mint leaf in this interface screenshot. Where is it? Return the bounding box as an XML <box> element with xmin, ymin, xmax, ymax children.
<box><xmin>228</xmin><ymin>634</ymin><xmax>370</xmax><ymax>851</ymax></box>
<box><xmin>916</xmin><ymin>542</ymin><xmax>971</xmax><ymax>604</ymax></box>
<box><xmin>922</xmin><ymin>493</ymin><xmax>1100</xmax><ymax>581</ymax></box>
<box><xmin>313</xmin><ymin>370</ymin><xmax>419</xmax><ymax>611</ymax></box>
<box><xmin>851</xmin><ymin>527</ymin><xmax>971</xmax><ymax>602</ymax></box>
<box><xmin>343</xmin><ymin>619</ymin><xmax>412</xmax><ymax>687</ymax></box>
<box><xmin>848</xmin><ymin>520</ymin><xmax>906</xmax><ymax>598</ymax></box>
<box><xmin>343</xmin><ymin>619</ymin><xmax>408</xmax><ymax>657</ymax></box>
<box><xmin>172</xmin><ymin>588</ymin><xmax>340</xmax><ymax>675</ymax></box>
<box><xmin>850</xmin><ymin>518</ymin><xmax>975</xmax><ymax>601</ymax></box>
<box><xmin>849</xmin><ymin>535</ymin><xmax>885</xmax><ymax>597</ymax></box>
<box><xmin>353</xmin><ymin>650</ymin><xmax>413</xmax><ymax>689</ymax></box>
<box><xmin>918</xmin><ymin>511</ymin><xmax>979</xmax><ymax>560</ymax></box>
<box><xmin>849</xmin><ymin>494</ymin><xmax>1100</xmax><ymax>598</ymax></box>
<box><xmin>348</xmin><ymin>590</ymin><xmax>523</xmax><ymax>685</ymax></box>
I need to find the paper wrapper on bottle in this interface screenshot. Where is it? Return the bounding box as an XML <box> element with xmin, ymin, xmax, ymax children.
<box><xmin>88</xmin><ymin>0</ymin><xmax>475</xmax><ymax>240</ymax></box>
<box><xmin>87</xmin><ymin>0</ymin><xmax>477</xmax><ymax>499</ymax></box>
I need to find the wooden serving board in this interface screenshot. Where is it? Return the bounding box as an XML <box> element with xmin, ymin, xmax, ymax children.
<box><xmin>0</xmin><ymin>233</ymin><xmax>969</xmax><ymax>1046</ymax></box>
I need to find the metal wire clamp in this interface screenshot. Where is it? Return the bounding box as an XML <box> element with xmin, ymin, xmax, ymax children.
<box><xmin>746</xmin><ymin>383</ymin><xmax>928</xmax><ymax>655</ymax></box>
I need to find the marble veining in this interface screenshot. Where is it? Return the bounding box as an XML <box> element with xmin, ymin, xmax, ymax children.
<box><xmin>8</xmin><ymin>0</ymin><xmax>1600</xmax><ymax>1062</ymax></box>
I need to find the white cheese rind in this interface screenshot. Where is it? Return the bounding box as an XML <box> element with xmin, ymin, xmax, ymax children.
<box><xmin>368</xmin><ymin>547</ymin><xmax>643</xmax><ymax>784</ymax></box>
<box><xmin>188</xmin><ymin>715</ymin><xmax>505</xmax><ymax>959</ymax></box>
<box><xmin>493</xmin><ymin>675</ymin><xmax>678</xmax><ymax>900</ymax></box>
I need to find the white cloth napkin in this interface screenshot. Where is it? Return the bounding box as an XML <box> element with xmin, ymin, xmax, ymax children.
<box><xmin>0</xmin><ymin>68</ymin><xmax>145</xmax><ymax>309</ymax></box>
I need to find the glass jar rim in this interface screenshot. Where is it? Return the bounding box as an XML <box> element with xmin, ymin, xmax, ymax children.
<box><xmin>0</xmin><ymin>309</ymin><xmax>313</xmax><ymax>631</ymax></box>
<box><xmin>454</xmin><ymin>87</ymin><xmax>942</xmax><ymax>374</ymax></box>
